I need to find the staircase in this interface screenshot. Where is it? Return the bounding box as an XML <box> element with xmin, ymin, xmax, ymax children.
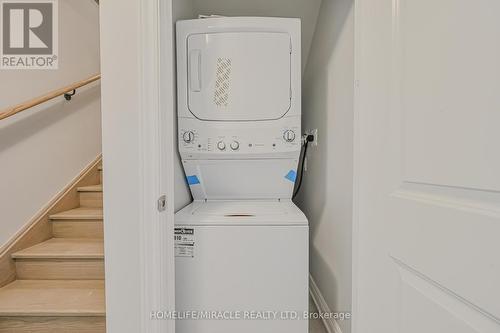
<box><xmin>0</xmin><ymin>166</ymin><xmax>105</xmax><ymax>332</ymax></box>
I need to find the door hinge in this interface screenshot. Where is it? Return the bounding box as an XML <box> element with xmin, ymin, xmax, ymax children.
<box><xmin>157</xmin><ymin>195</ymin><xmax>167</xmax><ymax>212</ymax></box>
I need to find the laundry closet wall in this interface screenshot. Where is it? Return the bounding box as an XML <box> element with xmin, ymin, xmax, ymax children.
<box><xmin>294</xmin><ymin>1</ymin><xmax>355</xmax><ymax>332</ymax></box>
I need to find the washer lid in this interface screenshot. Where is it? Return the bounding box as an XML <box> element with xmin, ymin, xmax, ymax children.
<box><xmin>187</xmin><ymin>32</ymin><xmax>292</xmax><ymax>121</ymax></box>
<box><xmin>175</xmin><ymin>200</ymin><xmax>308</xmax><ymax>226</ymax></box>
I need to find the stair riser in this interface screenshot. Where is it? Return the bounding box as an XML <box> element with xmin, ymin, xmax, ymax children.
<box><xmin>52</xmin><ymin>221</ymin><xmax>103</xmax><ymax>238</ymax></box>
<box><xmin>79</xmin><ymin>192</ymin><xmax>103</xmax><ymax>208</ymax></box>
<box><xmin>15</xmin><ymin>259</ymin><xmax>104</xmax><ymax>280</ymax></box>
<box><xmin>0</xmin><ymin>316</ymin><xmax>105</xmax><ymax>333</ymax></box>
<box><xmin>99</xmin><ymin>169</ymin><xmax>103</xmax><ymax>183</ymax></box>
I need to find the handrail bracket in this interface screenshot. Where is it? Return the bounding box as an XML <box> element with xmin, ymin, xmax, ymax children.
<box><xmin>64</xmin><ymin>89</ymin><xmax>77</xmax><ymax>101</ymax></box>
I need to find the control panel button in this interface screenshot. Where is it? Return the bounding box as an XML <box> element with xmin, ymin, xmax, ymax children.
<box><xmin>283</xmin><ymin>130</ymin><xmax>296</xmax><ymax>142</ymax></box>
<box><xmin>230</xmin><ymin>141</ymin><xmax>240</xmax><ymax>150</ymax></box>
<box><xmin>183</xmin><ymin>131</ymin><xmax>195</xmax><ymax>143</ymax></box>
<box><xmin>217</xmin><ymin>141</ymin><xmax>226</xmax><ymax>150</ymax></box>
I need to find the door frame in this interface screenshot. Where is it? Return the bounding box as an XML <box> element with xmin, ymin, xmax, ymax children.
<box><xmin>352</xmin><ymin>0</ymin><xmax>365</xmax><ymax>331</ymax></box>
<box><xmin>352</xmin><ymin>0</ymin><xmax>379</xmax><ymax>331</ymax></box>
<box><xmin>100</xmin><ymin>0</ymin><xmax>175</xmax><ymax>332</ymax></box>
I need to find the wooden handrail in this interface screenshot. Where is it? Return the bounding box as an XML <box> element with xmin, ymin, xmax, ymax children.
<box><xmin>0</xmin><ymin>74</ymin><xmax>101</xmax><ymax>121</ymax></box>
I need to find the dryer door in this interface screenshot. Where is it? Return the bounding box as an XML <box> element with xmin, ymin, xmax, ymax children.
<box><xmin>187</xmin><ymin>32</ymin><xmax>291</xmax><ymax>121</ymax></box>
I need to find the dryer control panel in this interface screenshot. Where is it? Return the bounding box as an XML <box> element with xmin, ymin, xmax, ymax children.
<box><xmin>179</xmin><ymin>117</ymin><xmax>300</xmax><ymax>159</ymax></box>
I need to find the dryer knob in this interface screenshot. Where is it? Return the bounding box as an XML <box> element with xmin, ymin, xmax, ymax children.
<box><xmin>230</xmin><ymin>141</ymin><xmax>240</xmax><ymax>150</ymax></box>
<box><xmin>183</xmin><ymin>131</ymin><xmax>195</xmax><ymax>143</ymax></box>
<box><xmin>217</xmin><ymin>141</ymin><xmax>226</xmax><ymax>150</ymax></box>
<box><xmin>283</xmin><ymin>130</ymin><xmax>296</xmax><ymax>142</ymax></box>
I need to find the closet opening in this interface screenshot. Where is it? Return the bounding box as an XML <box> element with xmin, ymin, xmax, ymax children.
<box><xmin>171</xmin><ymin>1</ymin><xmax>355</xmax><ymax>333</ymax></box>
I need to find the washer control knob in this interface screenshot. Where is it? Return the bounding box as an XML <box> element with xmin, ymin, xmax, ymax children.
<box><xmin>283</xmin><ymin>130</ymin><xmax>296</xmax><ymax>142</ymax></box>
<box><xmin>217</xmin><ymin>141</ymin><xmax>226</xmax><ymax>150</ymax></box>
<box><xmin>183</xmin><ymin>131</ymin><xmax>195</xmax><ymax>143</ymax></box>
<box><xmin>230</xmin><ymin>141</ymin><xmax>240</xmax><ymax>150</ymax></box>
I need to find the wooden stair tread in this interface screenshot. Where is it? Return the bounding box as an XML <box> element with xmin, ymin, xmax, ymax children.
<box><xmin>12</xmin><ymin>239</ymin><xmax>103</xmax><ymax>259</ymax></box>
<box><xmin>49</xmin><ymin>207</ymin><xmax>103</xmax><ymax>220</ymax></box>
<box><xmin>77</xmin><ymin>184</ymin><xmax>102</xmax><ymax>192</ymax></box>
<box><xmin>0</xmin><ymin>280</ymin><xmax>105</xmax><ymax>316</ymax></box>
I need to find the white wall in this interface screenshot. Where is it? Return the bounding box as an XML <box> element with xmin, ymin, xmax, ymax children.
<box><xmin>0</xmin><ymin>0</ymin><xmax>101</xmax><ymax>247</ymax></box>
<box><xmin>192</xmin><ymin>0</ymin><xmax>321</xmax><ymax>73</ymax></box>
<box><xmin>172</xmin><ymin>0</ymin><xmax>195</xmax><ymax>212</ymax></box>
<box><xmin>295</xmin><ymin>0</ymin><xmax>355</xmax><ymax>332</ymax></box>
<box><xmin>101</xmin><ymin>0</ymin><xmax>176</xmax><ymax>331</ymax></box>
<box><xmin>100</xmin><ymin>0</ymin><xmax>142</xmax><ymax>331</ymax></box>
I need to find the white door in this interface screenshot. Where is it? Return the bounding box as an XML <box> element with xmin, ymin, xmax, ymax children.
<box><xmin>353</xmin><ymin>1</ymin><xmax>500</xmax><ymax>333</ymax></box>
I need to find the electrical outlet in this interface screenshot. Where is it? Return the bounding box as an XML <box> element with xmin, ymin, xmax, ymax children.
<box><xmin>306</xmin><ymin>128</ymin><xmax>318</xmax><ymax>147</ymax></box>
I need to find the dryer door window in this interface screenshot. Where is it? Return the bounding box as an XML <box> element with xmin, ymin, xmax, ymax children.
<box><xmin>187</xmin><ymin>32</ymin><xmax>291</xmax><ymax>121</ymax></box>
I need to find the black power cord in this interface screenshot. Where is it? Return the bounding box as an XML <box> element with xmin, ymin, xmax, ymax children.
<box><xmin>293</xmin><ymin>134</ymin><xmax>314</xmax><ymax>198</ymax></box>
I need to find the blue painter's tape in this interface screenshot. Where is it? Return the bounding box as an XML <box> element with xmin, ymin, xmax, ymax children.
<box><xmin>186</xmin><ymin>175</ymin><xmax>200</xmax><ymax>185</ymax></box>
<box><xmin>285</xmin><ymin>170</ymin><xmax>297</xmax><ymax>183</ymax></box>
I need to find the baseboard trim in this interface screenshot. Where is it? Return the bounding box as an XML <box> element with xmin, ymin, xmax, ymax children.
<box><xmin>0</xmin><ymin>154</ymin><xmax>102</xmax><ymax>287</ymax></box>
<box><xmin>309</xmin><ymin>274</ymin><xmax>343</xmax><ymax>333</ymax></box>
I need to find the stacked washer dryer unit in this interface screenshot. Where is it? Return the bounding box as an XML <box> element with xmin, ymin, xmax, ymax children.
<box><xmin>175</xmin><ymin>17</ymin><xmax>308</xmax><ymax>333</ymax></box>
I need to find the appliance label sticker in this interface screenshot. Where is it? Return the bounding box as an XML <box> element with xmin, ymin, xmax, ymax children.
<box><xmin>174</xmin><ymin>228</ymin><xmax>195</xmax><ymax>258</ymax></box>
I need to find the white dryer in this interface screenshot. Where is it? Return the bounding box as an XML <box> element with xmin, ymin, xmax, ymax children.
<box><xmin>175</xmin><ymin>17</ymin><xmax>308</xmax><ymax>333</ymax></box>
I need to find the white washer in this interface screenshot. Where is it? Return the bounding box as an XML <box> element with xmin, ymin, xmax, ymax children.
<box><xmin>175</xmin><ymin>17</ymin><xmax>308</xmax><ymax>333</ymax></box>
<box><xmin>175</xmin><ymin>201</ymin><xmax>308</xmax><ymax>332</ymax></box>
